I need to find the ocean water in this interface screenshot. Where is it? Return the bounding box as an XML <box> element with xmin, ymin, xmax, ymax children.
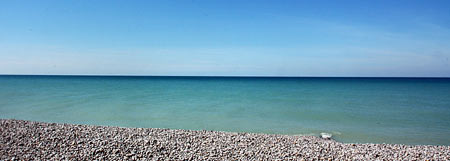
<box><xmin>1</xmin><ymin>75</ymin><xmax>450</xmax><ymax>145</ymax></box>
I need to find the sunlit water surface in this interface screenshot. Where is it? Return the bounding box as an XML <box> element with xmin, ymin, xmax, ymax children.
<box><xmin>1</xmin><ymin>76</ymin><xmax>449</xmax><ymax>145</ymax></box>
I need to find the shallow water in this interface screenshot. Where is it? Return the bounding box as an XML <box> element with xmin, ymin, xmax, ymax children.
<box><xmin>1</xmin><ymin>75</ymin><xmax>449</xmax><ymax>145</ymax></box>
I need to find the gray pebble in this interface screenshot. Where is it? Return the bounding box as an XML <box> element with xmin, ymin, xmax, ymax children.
<box><xmin>1</xmin><ymin>119</ymin><xmax>449</xmax><ymax>160</ymax></box>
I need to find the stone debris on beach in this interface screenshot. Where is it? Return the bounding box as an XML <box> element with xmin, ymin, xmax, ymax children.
<box><xmin>1</xmin><ymin>119</ymin><xmax>449</xmax><ymax>160</ymax></box>
<box><xmin>320</xmin><ymin>133</ymin><xmax>332</xmax><ymax>140</ymax></box>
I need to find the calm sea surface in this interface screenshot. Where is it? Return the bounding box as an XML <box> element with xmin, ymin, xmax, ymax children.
<box><xmin>1</xmin><ymin>75</ymin><xmax>450</xmax><ymax>145</ymax></box>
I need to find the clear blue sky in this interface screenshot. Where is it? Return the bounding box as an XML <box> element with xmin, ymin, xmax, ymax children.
<box><xmin>1</xmin><ymin>0</ymin><xmax>450</xmax><ymax>76</ymax></box>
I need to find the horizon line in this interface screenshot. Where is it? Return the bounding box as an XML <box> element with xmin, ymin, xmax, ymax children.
<box><xmin>1</xmin><ymin>74</ymin><xmax>449</xmax><ymax>79</ymax></box>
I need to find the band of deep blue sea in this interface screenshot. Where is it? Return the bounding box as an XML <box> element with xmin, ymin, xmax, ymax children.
<box><xmin>1</xmin><ymin>75</ymin><xmax>449</xmax><ymax>145</ymax></box>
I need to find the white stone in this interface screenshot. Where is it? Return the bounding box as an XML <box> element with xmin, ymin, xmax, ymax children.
<box><xmin>320</xmin><ymin>133</ymin><xmax>332</xmax><ymax>139</ymax></box>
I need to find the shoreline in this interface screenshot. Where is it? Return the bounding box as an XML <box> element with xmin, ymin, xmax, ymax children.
<box><xmin>1</xmin><ymin>119</ymin><xmax>449</xmax><ymax>160</ymax></box>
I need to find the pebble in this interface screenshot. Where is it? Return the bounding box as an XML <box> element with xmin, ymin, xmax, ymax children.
<box><xmin>1</xmin><ymin>119</ymin><xmax>449</xmax><ymax>160</ymax></box>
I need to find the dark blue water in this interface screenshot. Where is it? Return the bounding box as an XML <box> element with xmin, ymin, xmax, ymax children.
<box><xmin>1</xmin><ymin>75</ymin><xmax>450</xmax><ymax>145</ymax></box>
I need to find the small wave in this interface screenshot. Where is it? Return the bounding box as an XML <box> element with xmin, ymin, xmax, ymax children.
<box><xmin>331</xmin><ymin>131</ymin><xmax>342</xmax><ymax>135</ymax></box>
<box><xmin>292</xmin><ymin>133</ymin><xmax>317</xmax><ymax>136</ymax></box>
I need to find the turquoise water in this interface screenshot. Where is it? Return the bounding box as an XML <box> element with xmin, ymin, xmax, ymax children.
<box><xmin>1</xmin><ymin>75</ymin><xmax>450</xmax><ymax>145</ymax></box>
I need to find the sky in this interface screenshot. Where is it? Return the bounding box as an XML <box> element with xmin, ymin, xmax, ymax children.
<box><xmin>1</xmin><ymin>0</ymin><xmax>450</xmax><ymax>77</ymax></box>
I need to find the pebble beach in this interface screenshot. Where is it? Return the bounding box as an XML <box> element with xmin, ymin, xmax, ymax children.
<box><xmin>1</xmin><ymin>119</ymin><xmax>449</xmax><ymax>160</ymax></box>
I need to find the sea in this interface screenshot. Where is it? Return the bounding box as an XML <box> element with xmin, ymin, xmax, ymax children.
<box><xmin>1</xmin><ymin>75</ymin><xmax>449</xmax><ymax>145</ymax></box>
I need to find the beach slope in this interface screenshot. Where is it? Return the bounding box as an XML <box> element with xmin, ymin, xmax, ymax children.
<box><xmin>1</xmin><ymin>119</ymin><xmax>449</xmax><ymax>160</ymax></box>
